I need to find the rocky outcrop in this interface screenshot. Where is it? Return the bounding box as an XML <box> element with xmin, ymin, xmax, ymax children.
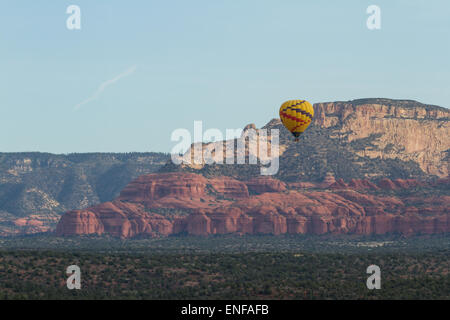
<box><xmin>314</xmin><ymin>99</ymin><xmax>449</xmax><ymax>177</ymax></box>
<box><xmin>245</xmin><ymin>177</ymin><xmax>287</xmax><ymax>194</ymax></box>
<box><xmin>377</xmin><ymin>178</ymin><xmax>426</xmax><ymax>190</ymax></box>
<box><xmin>117</xmin><ymin>172</ymin><xmax>248</xmax><ymax>209</ymax></box>
<box><xmin>330</xmin><ymin>179</ymin><xmax>348</xmax><ymax>189</ymax></box>
<box><xmin>56</xmin><ymin>173</ymin><xmax>251</xmax><ymax>237</ymax></box>
<box><xmin>56</xmin><ymin>172</ymin><xmax>449</xmax><ymax>238</ymax></box>
<box><xmin>163</xmin><ymin>98</ymin><xmax>449</xmax><ymax>182</ymax></box>
<box><xmin>56</xmin><ymin>201</ymin><xmax>173</xmax><ymax>238</ymax></box>
<box><xmin>4</xmin><ymin>98</ymin><xmax>450</xmax><ymax>236</ymax></box>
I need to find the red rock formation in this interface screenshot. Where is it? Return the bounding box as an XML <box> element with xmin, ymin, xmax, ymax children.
<box><xmin>378</xmin><ymin>178</ymin><xmax>397</xmax><ymax>190</ymax></box>
<box><xmin>288</xmin><ymin>182</ymin><xmax>319</xmax><ymax>189</ymax></box>
<box><xmin>377</xmin><ymin>178</ymin><xmax>426</xmax><ymax>190</ymax></box>
<box><xmin>245</xmin><ymin>177</ymin><xmax>287</xmax><ymax>194</ymax></box>
<box><xmin>117</xmin><ymin>172</ymin><xmax>247</xmax><ymax>209</ymax></box>
<box><xmin>321</xmin><ymin>173</ymin><xmax>336</xmax><ymax>187</ymax></box>
<box><xmin>330</xmin><ymin>179</ymin><xmax>348</xmax><ymax>189</ymax></box>
<box><xmin>348</xmin><ymin>179</ymin><xmax>379</xmax><ymax>190</ymax></box>
<box><xmin>209</xmin><ymin>177</ymin><xmax>249</xmax><ymax>199</ymax></box>
<box><xmin>56</xmin><ymin>201</ymin><xmax>173</xmax><ymax>238</ymax></box>
<box><xmin>288</xmin><ymin>175</ymin><xmax>343</xmax><ymax>190</ymax></box>
<box><xmin>393</xmin><ymin>179</ymin><xmax>424</xmax><ymax>189</ymax></box>
<box><xmin>118</xmin><ymin>172</ymin><xmax>211</xmax><ymax>204</ymax></box>
<box><xmin>56</xmin><ymin>172</ymin><xmax>450</xmax><ymax>238</ymax></box>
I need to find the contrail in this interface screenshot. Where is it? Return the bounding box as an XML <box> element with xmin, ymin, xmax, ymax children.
<box><xmin>73</xmin><ymin>65</ymin><xmax>137</xmax><ymax>111</ymax></box>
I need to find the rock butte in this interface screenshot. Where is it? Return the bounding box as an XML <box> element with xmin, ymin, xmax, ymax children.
<box><xmin>179</xmin><ymin>99</ymin><xmax>450</xmax><ymax>178</ymax></box>
<box><xmin>4</xmin><ymin>98</ymin><xmax>449</xmax><ymax>236</ymax></box>
<box><xmin>314</xmin><ymin>100</ymin><xmax>449</xmax><ymax>178</ymax></box>
<box><xmin>56</xmin><ymin>172</ymin><xmax>450</xmax><ymax>238</ymax></box>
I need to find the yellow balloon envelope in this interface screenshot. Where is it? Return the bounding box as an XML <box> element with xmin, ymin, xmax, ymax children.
<box><xmin>279</xmin><ymin>99</ymin><xmax>314</xmax><ymax>141</ymax></box>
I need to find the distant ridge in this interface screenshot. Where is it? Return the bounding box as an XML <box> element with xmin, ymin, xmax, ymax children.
<box><xmin>161</xmin><ymin>98</ymin><xmax>449</xmax><ymax>181</ymax></box>
<box><xmin>0</xmin><ymin>98</ymin><xmax>449</xmax><ymax>236</ymax></box>
<box><xmin>341</xmin><ymin>98</ymin><xmax>448</xmax><ymax>112</ymax></box>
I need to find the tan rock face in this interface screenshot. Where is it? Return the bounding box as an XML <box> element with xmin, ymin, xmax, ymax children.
<box><xmin>175</xmin><ymin>121</ymin><xmax>285</xmax><ymax>171</ymax></box>
<box><xmin>314</xmin><ymin>100</ymin><xmax>449</xmax><ymax>177</ymax></box>
<box><xmin>161</xmin><ymin>99</ymin><xmax>448</xmax><ymax>187</ymax></box>
<box><xmin>56</xmin><ymin>172</ymin><xmax>450</xmax><ymax>238</ymax></box>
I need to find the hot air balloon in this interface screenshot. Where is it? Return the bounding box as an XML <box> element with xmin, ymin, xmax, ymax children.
<box><xmin>279</xmin><ymin>99</ymin><xmax>314</xmax><ymax>141</ymax></box>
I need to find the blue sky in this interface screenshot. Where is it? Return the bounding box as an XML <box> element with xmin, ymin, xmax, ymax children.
<box><xmin>1</xmin><ymin>0</ymin><xmax>449</xmax><ymax>153</ymax></box>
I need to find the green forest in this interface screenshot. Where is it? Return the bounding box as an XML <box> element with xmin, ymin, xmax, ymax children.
<box><xmin>0</xmin><ymin>235</ymin><xmax>448</xmax><ymax>300</ymax></box>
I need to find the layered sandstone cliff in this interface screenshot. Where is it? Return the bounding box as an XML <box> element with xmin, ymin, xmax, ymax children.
<box><xmin>5</xmin><ymin>98</ymin><xmax>450</xmax><ymax>237</ymax></box>
<box><xmin>171</xmin><ymin>98</ymin><xmax>449</xmax><ymax>180</ymax></box>
<box><xmin>311</xmin><ymin>99</ymin><xmax>449</xmax><ymax>177</ymax></box>
<box><xmin>56</xmin><ymin>172</ymin><xmax>449</xmax><ymax>238</ymax></box>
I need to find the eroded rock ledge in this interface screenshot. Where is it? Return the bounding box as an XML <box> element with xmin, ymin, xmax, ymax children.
<box><xmin>56</xmin><ymin>172</ymin><xmax>449</xmax><ymax>238</ymax></box>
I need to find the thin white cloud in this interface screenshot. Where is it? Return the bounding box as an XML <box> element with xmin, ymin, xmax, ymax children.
<box><xmin>73</xmin><ymin>65</ymin><xmax>137</xmax><ymax>111</ymax></box>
